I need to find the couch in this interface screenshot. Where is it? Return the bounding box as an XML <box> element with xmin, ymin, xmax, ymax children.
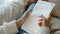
<box><xmin>49</xmin><ymin>0</ymin><xmax>60</xmax><ymax>34</ymax></box>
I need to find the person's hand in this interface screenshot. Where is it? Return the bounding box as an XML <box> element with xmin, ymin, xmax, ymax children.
<box><xmin>38</xmin><ymin>15</ymin><xmax>51</xmax><ymax>27</ymax></box>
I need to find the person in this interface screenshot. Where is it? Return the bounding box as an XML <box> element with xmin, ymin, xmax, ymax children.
<box><xmin>0</xmin><ymin>0</ymin><xmax>38</xmax><ymax>34</ymax></box>
<box><xmin>0</xmin><ymin>0</ymin><xmax>51</xmax><ymax>34</ymax></box>
<box><xmin>17</xmin><ymin>1</ymin><xmax>51</xmax><ymax>34</ymax></box>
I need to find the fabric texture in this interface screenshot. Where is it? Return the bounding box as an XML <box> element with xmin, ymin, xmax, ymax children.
<box><xmin>54</xmin><ymin>31</ymin><xmax>60</xmax><ymax>34</ymax></box>
<box><xmin>0</xmin><ymin>20</ymin><xmax>18</xmax><ymax>34</ymax></box>
<box><xmin>0</xmin><ymin>0</ymin><xmax>25</xmax><ymax>26</ymax></box>
<box><xmin>3</xmin><ymin>20</ymin><xmax>18</xmax><ymax>34</ymax></box>
<box><xmin>51</xmin><ymin>17</ymin><xmax>60</xmax><ymax>30</ymax></box>
<box><xmin>0</xmin><ymin>25</ymin><xmax>5</xmax><ymax>34</ymax></box>
<box><xmin>49</xmin><ymin>0</ymin><xmax>60</xmax><ymax>18</ymax></box>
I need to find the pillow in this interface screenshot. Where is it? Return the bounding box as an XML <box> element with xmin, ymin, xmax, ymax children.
<box><xmin>0</xmin><ymin>0</ymin><xmax>25</xmax><ymax>25</ymax></box>
<box><xmin>51</xmin><ymin>17</ymin><xmax>60</xmax><ymax>30</ymax></box>
<box><xmin>54</xmin><ymin>31</ymin><xmax>60</xmax><ymax>34</ymax></box>
<box><xmin>49</xmin><ymin>0</ymin><xmax>60</xmax><ymax>18</ymax></box>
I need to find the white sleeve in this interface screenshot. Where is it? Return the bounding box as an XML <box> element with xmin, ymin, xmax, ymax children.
<box><xmin>3</xmin><ymin>20</ymin><xmax>18</xmax><ymax>34</ymax></box>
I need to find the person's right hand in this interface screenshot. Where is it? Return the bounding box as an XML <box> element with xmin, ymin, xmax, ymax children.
<box><xmin>38</xmin><ymin>15</ymin><xmax>51</xmax><ymax>27</ymax></box>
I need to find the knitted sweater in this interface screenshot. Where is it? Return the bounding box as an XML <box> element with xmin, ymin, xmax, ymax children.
<box><xmin>0</xmin><ymin>0</ymin><xmax>25</xmax><ymax>25</ymax></box>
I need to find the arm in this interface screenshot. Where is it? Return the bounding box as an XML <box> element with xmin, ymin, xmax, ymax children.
<box><xmin>16</xmin><ymin>9</ymin><xmax>32</xmax><ymax>28</ymax></box>
<box><xmin>16</xmin><ymin>2</ymin><xmax>36</xmax><ymax>28</ymax></box>
<box><xmin>0</xmin><ymin>11</ymin><xmax>32</xmax><ymax>34</ymax></box>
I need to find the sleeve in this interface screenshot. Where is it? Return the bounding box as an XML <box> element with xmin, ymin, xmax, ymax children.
<box><xmin>3</xmin><ymin>20</ymin><xmax>18</xmax><ymax>34</ymax></box>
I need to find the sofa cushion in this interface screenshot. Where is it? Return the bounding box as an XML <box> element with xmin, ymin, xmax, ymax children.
<box><xmin>49</xmin><ymin>0</ymin><xmax>60</xmax><ymax>18</ymax></box>
<box><xmin>51</xmin><ymin>16</ymin><xmax>60</xmax><ymax>30</ymax></box>
<box><xmin>0</xmin><ymin>0</ymin><xmax>25</xmax><ymax>25</ymax></box>
<box><xmin>54</xmin><ymin>31</ymin><xmax>60</xmax><ymax>34</ymax></box>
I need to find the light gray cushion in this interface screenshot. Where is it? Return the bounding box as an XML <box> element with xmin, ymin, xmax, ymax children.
<box><xmin>49</xmin><ymin>0</ymin><xmax>60</xmax><ymax>18</ymax></box>
<box><xmin>54</xmin><ymin>31</ymin><xmax>60</xmax><ymax>34</ymax></box>
<box><xmin>51</xmin><ymin>17</ymin><xmax>60</xmax><ymax>30</ymax></box>
<box><xmin>0</xmin><ymin>0</ymin><xmax>25</xmax><ymax>25</ymax></box>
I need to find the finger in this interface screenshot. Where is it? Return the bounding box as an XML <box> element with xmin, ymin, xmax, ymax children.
<box><xmin>38</xmin><ymin>15</ymin><xmax>44</xmax><ymax>19</ymax></box>
<box><xmin>38</xmin><ymin>21</ymin><xmax>43</xmax><ymax>27</ymax></box>
<box><xmin>39</xmin><ymin>19</ymin><xmax>43</xmax><ymax>21</ymax></box>
<box><xmin>47</xmin><ymin>15</ymin><xmax>51</xmax><ymax>21</ymax></box>
<box><xmin>38</xmin><ymin>15</ymin><xmax>46</xmax><ymax>21</ymax></box>
<box><xmin>45</xmin><ymin>22</ymin><xmax>51</xmax><ymax>27</ymax></box>
<box><xmin>39</xmin><ymin>17</ymin><xmax>43</xmax><ymax>21</ymax></box>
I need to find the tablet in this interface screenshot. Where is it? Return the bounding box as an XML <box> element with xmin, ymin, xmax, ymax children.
<box><xmin>21</xmin><ymin>0</ymin><xmax>55</xmax><ymax>34</ymax></box>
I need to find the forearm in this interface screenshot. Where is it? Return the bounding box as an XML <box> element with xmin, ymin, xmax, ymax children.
<box><xmin>16</xmin><ymin>9</ymin><xmax>32</xmax><ymax>28</ymax></box>
<box><xmin>16</xmin><ymin>13</ymin><xmax>29</xmax><ymax>28</ymax></box>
